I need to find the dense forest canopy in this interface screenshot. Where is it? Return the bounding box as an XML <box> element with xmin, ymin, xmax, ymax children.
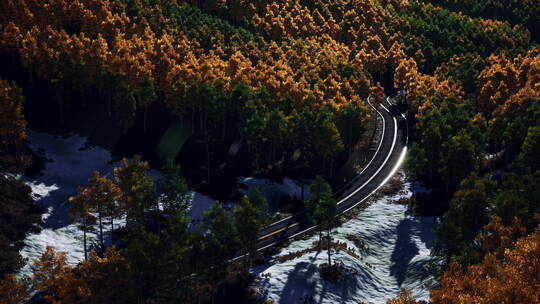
<box><xmin>0</xmin><ymin>0</ymin><xmax>539</xmax><ymax>303</ymax></box>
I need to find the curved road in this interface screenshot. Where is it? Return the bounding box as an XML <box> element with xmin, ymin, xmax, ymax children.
<box><xmin>249</xmin><ymin>96</ymin><xmax>409</xmax><ymax>255</ymax></box>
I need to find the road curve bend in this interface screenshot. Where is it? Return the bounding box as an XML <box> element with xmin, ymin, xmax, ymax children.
<box><xmin>250</xmin><ymin>96</ymin><xmax>409</xmax><ymax>254</ymax></box>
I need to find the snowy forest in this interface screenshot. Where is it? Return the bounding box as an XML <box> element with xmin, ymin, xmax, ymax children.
<box><xmin>0</xmin><ymin>0</ymin><xmax>539</xmax><ymax>303</ymax></box>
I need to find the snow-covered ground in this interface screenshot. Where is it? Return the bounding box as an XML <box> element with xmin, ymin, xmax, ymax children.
<box><xmin>252</xmin><ymin>177</ymin><xmax>439</xmax><ymax>304</ymax></box>
<box><xmin>19</xmin><ymin>131</ymin><xmax>212</xmax><ymax>277</ymax></box>
<box><xmin>239</xmin><ymin>176</ymin><xmax>308</xmax><ymax>204</ymax></box>
<box><xmin>19</xmin><ymin>131</ymin><xmax>123</xmax><ymax>277</ymax></box>
<box><xmin>19</xmin><ymin>131</ymin><xmax>308</xmax><ymax>278</ymax></box>
<box><xmin>20</xmin><ymin>131</ymin><xmax>438</xmax><ymax>303</ymax></box>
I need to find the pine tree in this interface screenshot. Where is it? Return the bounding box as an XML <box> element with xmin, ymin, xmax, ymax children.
<box><xmin>114</xmin><ymin>155</ymin><xmax>155</xmax><ymax>228</ymax></box>
<box><xmin>233</xmin><ymin>189</ymin><xmax>269</xmax><ymax>268</ymax></box>
<box><xmin>135</xmin><ymin>75</ymin><xmax>158</xmax><ymax>133</ymax></box>
<box><xmin>0</xmin><ymin>79</ymin><xmax>28</xmax><ymax>172</ymax></box>
<box><xmin>33</xmin><ymin>246</ymin><xmax>84</xmax><ymax>304</ymax></box>
<box><xmin>306</xmin><ymin>176</ymin><xmax>341</xmax><ymax>266</ymax></box>
<box><xmin>157</xmin><ymin>210</ymin><xmax>193</xmax><ymax>301</ymax></box>
<box><xmin>77</xmin><ymin>247</ymin><xmax>135</xmax><ymax>304</ymax></box>
<box><xmin>82</xmin><ymin>171</ymin><xmax>120</xmax><ymax>251</ymax></box>
<box><xmin>313</xmin><ymin>108</ymin><xmax>344</xmax><ymax>176</ymax></box>
<box><xmin>159</xmin><ymin>159</ymin><xmax>190</xmax><ymax>216</ymax></box>
<box><xmin>200</xmin><ymin>203</ymin><xmax>240</xmax><ymax>294</ymax></box>
<box><xmin>0</xmin><ymin>80</ymin><xmax>26</xmax><ymax>148</ymax></box>
<box><xmin>68</xmin><ymin>187</ymin><xmax>97</xmax><ymax>261</ymax></box>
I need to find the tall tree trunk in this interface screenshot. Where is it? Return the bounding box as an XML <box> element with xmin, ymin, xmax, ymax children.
<box><xmin>98</xmin><ymin>207</ymin><xmax>104</xmax><ymax>251</ymax></box>
<box><xmin>327</xmin><ymin>230</ymin><xmax>331</xmax><ymax>266</ymax></box>
<box><xmin>126</xmin><ymin>208</ymin><xmax>130</xmax><ymax>229</ymax></box>
<box><xmin>156</xmin><ymin>200</ymin><xmax>161</xmax><ymax>235</ymax></box>
<box><xmin>110</xmin><ymin>216</ymin><xmax>114</xmax><ymax>241</ymax></box>
<box><xmin>83</xmin><ymin>218</ymin><xmax>88</xmax><ymax>261</ymax></box>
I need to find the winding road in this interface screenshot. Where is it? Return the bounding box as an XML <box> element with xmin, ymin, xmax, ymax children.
<box><xmin>250</xmin><ymin>96</ymin><xmax>409</xmax><ymax>254</ymax></box>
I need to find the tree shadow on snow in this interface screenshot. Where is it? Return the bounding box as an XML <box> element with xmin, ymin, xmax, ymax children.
<box><xmin>390</xmin><ymin>216</ymin><xmax>436</xmax><ymax>286</ymax></box>
<box><xmin>25</xmin><ymin>131</ymin><xmax>119</xmax><ymax>230</ymax></box>
<box><xmin>280</xmin><ymin>261</ymin><xmax>319</xmax><ymax>304</ymax></box>
<box><xmin>278</xmin><ymin>251</ymin><xmax>365</xmax><ymax>304</ymax></box>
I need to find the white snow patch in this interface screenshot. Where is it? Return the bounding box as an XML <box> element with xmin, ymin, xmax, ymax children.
<box><xmin>20</xmin><ymin>131</ymin><xmax>437</xmax><ymax>304</ymax></box>
<box><xmin>19</xmin><ymin>131</ymin><xmax>124</xmax><ymax>277</ymax></box>
<box><xmin>239</xmin><ymin>177</ymin><xmax>309</xmax><ymax>207</ymax></box>
<box><xmin>252</xmin><ymin>180</ymin><xmax>438</xmax><ymax>304</ymax></box>
<box><xmin>19</xmin><ymin>131</ymin><xmax>231</xmax><ymax>277</ymax></box>
<box><xmin>187</xmin><ymin>192</ymin><xmax>219</xmax><ymax>228</ymax></box>
<box><xmin>483</xmin><ymin>153</ymin><xmax>497</xmax><ymax>161</ymax></box>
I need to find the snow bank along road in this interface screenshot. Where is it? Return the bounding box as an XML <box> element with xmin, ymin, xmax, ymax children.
<box><xmin>251</xmin><ymin>96</ymin><xmax>409</xmax><ymax>254</ymax></box>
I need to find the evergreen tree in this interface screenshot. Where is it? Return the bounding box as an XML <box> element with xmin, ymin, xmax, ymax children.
<box><xmin>123</xmin><ymin>226</ymin><xmax>163</xmax><ymax>301</ymax></box>
<box><xmin>313</xmin><ymin>108</ymin><xmax>344</xmax><ymax>176</ymax></box>
<box><xmin>200</xmin><ymin>203</ymin><xmax>240</xmax><ymax>294</ymax></box>
<box><xmin>241</xmin><ymin>93</ymin><xmax>268</xmax><ymax>170</ymax></box>
<box><xmin>159</xmin><ymin>159</ymin><xmax>190</xmax><ymax>216</ymax></box>
<box><xmin>337</xmin><ymin>104</ymin><xmax>365</xmax><ymax>155</ymax></box>
<box><xmin>265</xmin><ymin>109</ymin><xmax>288</xmax><ymax>165</ymax></box>
<box><xmin>135</xmin><ymin>75</ymin><xmax>158</xmax><ymax>133</ymax></box>
<box><xmin>293</xmin><ymin>107</ymin><xmax>317</xmax><ymax>201</ymax></box>
<box><xmin>306</xmin><ymin>176</ymin><xmax>341</xmax><ymax>265</ymax></box>
<box><xmin>202</xmin><ymin>204</ymin><xmax>240</xmax><ymax>263</ymax></box>
<box><xmin>434</xmin><ymin>174</ymin><xmax>493</xmax><ymax>265</ymax></box>
<box><xmin>157</xmin><ymin>210</ymin><xmax>193</xmax><ymax>302</ymax></box>
<box><xmin>114</xmin><ymin>155</ymin><xmax>155</xmax><ymax>228</ymax></box>
<box><xmin>113</xmin><ymin>80</ymin><xmax>137</xmax><ymax>133</ymax></box>
<box><xmin>68</xmin><ymin>187</ymin><xmax>97</xmax><ymax>261</ymax></box>
<box><xmin>233</xmin><ymin>188</ymin><xmax>269</xmax><ymax>268</ymax></box>
<box><xmin>82</xmin><ymin>171</ymin><xmax>120</xmax><ymax>251</ymax></box>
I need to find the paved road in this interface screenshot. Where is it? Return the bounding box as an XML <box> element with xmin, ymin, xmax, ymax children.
<box><xmin>249</xmin><ymin>96</ymin><xmax>409</xmax><ymax>254</ymax></box>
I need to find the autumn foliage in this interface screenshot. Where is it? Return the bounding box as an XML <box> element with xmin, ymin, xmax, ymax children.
<box><xmin>0</xmin><ymin>79</ymin><xmax>30</xmax><ymax>173</ymax></box>
<box><xmin>430</xmin><ymin>224</ymin><xmax>540</xmax><ymax>304</ymax></box>
<box><xmin>0</xmin><ymin>274</ymin><xmax>29</xmax><ymax>304</ymax></box>
<box><xmin>0</xmin><ymin>0</ymin><xmax>381</xmax><ymax>113</ymax></box>
<box><xmin>33</xmin><ymin>246</ymin><xmax>133</xmax><ymax>304</ymax></box>
<box><xmin>1</xmin><ymin>0</ymin><xmax>540</xmax><ymax>302</ymax></box>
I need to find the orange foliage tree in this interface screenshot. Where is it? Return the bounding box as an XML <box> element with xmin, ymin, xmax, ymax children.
<box><xmin>386</xmin><ymin>289</ymin><xmax>422</xmax><ymax>304</ymax></box>
<box><xmin>0</xmin><ymin>80</ymin><xmax>26</xmax><ymax>149</ymax></box>
<box><xmin>0</xmin><ymin>274</ymin><xmax>29</xmax><ymax>304</ymax></box>
<box><xmin>431</xmin><ymin>224</ymin><xmax>540</xmax><ymax>304</ymax></box>
<box><xmin>33</xmin><ymin>246</ymin><xmax>133</xmax><ymax>304</ymax></box>
<box><xmin>394</xmin><ymin>57</ymin><xmax>464</xmax><ymax>118</ymax></box>
<box><xmin>0</xmin><ymin>79</ymin><xmax>29</xmax><ymax>173</ymax></box>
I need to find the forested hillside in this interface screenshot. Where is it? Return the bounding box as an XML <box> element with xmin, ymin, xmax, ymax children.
<box><xmin>0</xmin><ymin>0</ymin><xmax>539</xmax><ymax>303</ymax></box>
